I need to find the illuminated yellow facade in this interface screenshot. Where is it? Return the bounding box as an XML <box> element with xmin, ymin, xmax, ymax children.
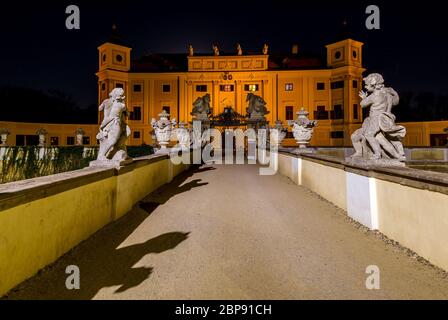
<box><xmin>0</xmin><ymin>38</ymin><xmax>446</xmax><ymax>148</ymax></box>
<box><xmin>96</xmin><ymin>38</ymin><xmax>369</xmax><ymax>146</ymax></box>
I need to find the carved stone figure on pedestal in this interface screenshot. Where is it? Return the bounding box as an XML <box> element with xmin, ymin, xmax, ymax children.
<box><xmin>92</xmin><ymin>88</ymin><xmax>132</xmax><ymax>167</ymax></box>
<box><xmin>246</xmin><ymin>93</ymin><xmax>270</xmax><ymax>121</ymax></box>
<box><xmin>290</xmin><ymin>108</ymin><xmax>317</xmax><ymax>152</ymax></box>
<box><xmin>350</xmin><ymin>73</ymin><xmax>406</xmax><ymax>165</ymax></box>
<box><xmin>151</xmin><ymin>110</ymin><xmax>176</xmax><ymax>154</ymax></box>
<box><xmin>36</xmin><ymin>128</ymin><xmax>48</xmax><ymax>147</ymax></box>
<box><xmin>269</xmin><ymin>120</ymin><xmax>287</xmax><ymax>147</ymax></box>
<box><xmin>175</xmin><ymin>122</ymin><xmax>191</xmax><ymax>151</ymax></box>
<box><xmin>191</xmin><ymin>93</ymin><xmax>213</xmax><ymax>122</ymax></box>
<box><xmin>0</xmin><ymin>128</ymin><xmax>10</xmax><ymax>147</ymax></box>
<box><xmin>236</xmin><ymin>43</ymin><xmax>242</xmax><ymax>56</ymax></box>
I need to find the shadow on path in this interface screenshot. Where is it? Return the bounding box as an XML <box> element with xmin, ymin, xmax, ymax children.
<box><xmin>5</xmin><ymin>165</ymin><xmax>214</xmax><ymax>300</ymax></box>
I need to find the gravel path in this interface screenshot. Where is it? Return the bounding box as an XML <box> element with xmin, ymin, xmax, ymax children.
<box><xmin>5</xmin><ymin>164</ymin><xmax>448</xmax><ymax>299</ymax></box>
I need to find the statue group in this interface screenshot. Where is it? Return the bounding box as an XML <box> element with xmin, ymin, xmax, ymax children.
<box><xmin>350</xmin><ymin>73</ymin><xmax>406</xmax><ymax>164</ymax></box>
<box><xmin>191</xmin><ymin>93</ymin><xmax>213</xmax><ymax>121</ymax></box>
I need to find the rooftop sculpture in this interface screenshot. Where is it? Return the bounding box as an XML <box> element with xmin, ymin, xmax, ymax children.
<box><xmin>349</xmin><ymin>73</ymin><xmax>406</xmax><ymax>165</ymax></box>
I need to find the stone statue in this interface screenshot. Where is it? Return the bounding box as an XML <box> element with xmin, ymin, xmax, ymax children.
<box><xmin>246</xmin><ymin>93</ymin><xmax>270</xmax><ymax>120</ymax></box>
<box><xmin>36</xmin><ymin>128</ymin><xmax>48</xmax><ymax>147</ymax></box>
<box><xmin>212</xmin><ymin>45</ymin><xmax>219</xmax><ymax>56</ymax></box>
<box><xmin>151</xmin><ymin>110</ymin><xmax>176</xmax><ymax>154</ymax></box>
<box><xmin>269</xmin><ymin>120</ymin><xmax>287</xmax><ymax>147</ymax></box>
<box><xmin>236</xmin><ymin>43</ymin><xmax>242</xmax><ymax>56</ymax></box>
<box><xmin>350</xmin><ymin>73</ymin><xmax>406</xmax><ymax>163</ymax></box>
<box><xmin>191</xmin><ymin>93</ymin><xmax>213</xmax><ymax>121</ymax></box>
<box><xmin>94</xmin><ymin>88</ymin><xmax>131</xmax><ymax>165</ymax></box>
<box><xmin>262</xmin><ymin>43</ymin><xmax>269</xmax><ymax>55</ymax></box>
<box><xmin>291</xmin><ymin>108</ymin><xmax>317</xmax><ymax>150</ymax></box>
<box><xmin>188</xmin><ymin>44</ymin><xmax>194</xmax><ymax>56</ymax></box>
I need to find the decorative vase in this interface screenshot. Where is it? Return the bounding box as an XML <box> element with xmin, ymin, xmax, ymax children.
<box><xmin>151</xmin><ymin>110</ymin><xmax>176</xmax><ymax>153</ymax></box>
<box><xmin>291</xmin><ymin>108</ymin><xmax>317</xmax><ymax>149</ymax></box>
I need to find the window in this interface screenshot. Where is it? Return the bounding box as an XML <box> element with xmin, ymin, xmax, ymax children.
<box><xmin>285</xmin><ymin>83</ymin><xmax>293</xmax><ymax>91</ymax></box>
<box><xmin>162</xmin><ymin>84</ymin><xmax>171</xmax><ymax>92</ymax></box>
<box><xmin>101</xmin><ymin>83</ymin><xmax>106</xmax><ymax>91</ymax></box>
<box><xmin>133</xmin><ymin>131</ymin><xmax>141</xmax><ymax>139</ymax></box>
<box><xmin>353</xmin><ymin>104</ymin><xmax>359</xmax><ymax>120</ymax></box>
<box><xmin>331</xmin><ymin>81</ymin><xmax>344</xmax><ymax>89</ymax></box>
<box><xmin>133</xmin><ymin>84</ymin><xmax>142</xmax><ymax>92</ymax></box>
<box><xmin>116</xmin><ymin>54</ymin><xmax>123</xmax><ymax>62</ymax></box>
<box><xmin>316</xmin><ymin>82</ymin><xmax>325</xmax><ymax>90</ymax></box>
<box><xmin>334</xmin><ymin>51</ymin><xmax>342</xmax><ymax>60</ymax></box>
<box><xmin>285</xmin><ymin>106</ymin><xmax>294</xmax><ymax>120</ymax></box>
<box><xmin>314</xmin><ymin>106</ymin><xmax>329</xmax><ymax>120</ymax></box>
<box><xmin>16</xmin><ymin>135</ymin><xmax>25</xmax><ymax>146</ymax></box>
<box><xmin>66</xmin><ymin>136</ymin><xmax>75</xmax><ymax>145</ymax></box>
<box><xmin>130</xmin><ymin>106</ymin><xmax>142</xmax><ymax>121</ymax></box>
<box><xmin>83</xmin><ymin>136</ymin><xmax>90</xmax><ymax>145</ymax></box>
<box><xmin>331</xmin><ymin>104</ymin><xmax>344</xmax><ymax>120</ymax></box>
<box><xmin>115</xmin><ymin>83</ymin><xmax>124</xmax><ymax>89</ymax></box>
<box><xmin>330</xmin><ymin>131</ymin><xmax>344</xmax><ymax>139</ymax></box>
<box><xmin>352</xmin><ymin>80</ymin><xmax>358</xmax><ymax>89</ymax></box>
<box><xmin>196</xmin><ymin>85</ymin><xmax>208</xmax><ymax>92</ymax></box>
<box><xmin>50</xmin><ymin>137</ymin><xmax>59</xmax><ymax>146</ymax></box>
<box><xmin>244</xmin><ymin>84</ymin><xmax>259</xmax><ymax>91</ymax></box>
<box><xmin>220</xmin><ymin>84</ymin><xmax>234</xmax><ymax>92</ymax></box>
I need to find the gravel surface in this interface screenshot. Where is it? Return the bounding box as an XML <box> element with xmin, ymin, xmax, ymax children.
<box><xmin>5</xmin><ymin>164</ymin><xmax>448</xmax><ymax>300</ymax></box>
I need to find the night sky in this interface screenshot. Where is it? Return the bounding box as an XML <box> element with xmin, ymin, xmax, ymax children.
<box><xmin>1</xmin><ymin>0</ymin><xmax>448</xmax><ymax>109</ymax></box>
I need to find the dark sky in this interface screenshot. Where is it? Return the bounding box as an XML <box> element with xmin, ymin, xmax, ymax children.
<box><xmin>1</xmin><ymin>0</ymin><xmax>448</xmax><ymax>108</ymax></box>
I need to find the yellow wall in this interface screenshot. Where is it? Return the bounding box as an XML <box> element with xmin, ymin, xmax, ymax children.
<box><xmin>275</xmin><ymin>152</ymin><xmax>448</xmax><ymax>271</ymax></box>
<box><xmin>0</xmin><ymin>155</ymin><xmax>189</xmax><ymax>297</ymax></box>
<box><xmin>376</xmin><ymin>179</ymin><xmax>448</xmax><ymax>271</ymax></box>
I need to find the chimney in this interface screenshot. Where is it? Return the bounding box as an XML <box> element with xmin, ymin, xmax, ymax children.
<box><xmin>291</xmin><ymin>44</ymin><xmax>299</xmax><ymax>55</ymax></box>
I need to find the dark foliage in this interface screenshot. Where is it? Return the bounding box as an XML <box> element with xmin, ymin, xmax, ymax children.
<box><xmin>0</xmin><ymin>86</ymin><xmax>98</xmax><ymax>124</ymax></box>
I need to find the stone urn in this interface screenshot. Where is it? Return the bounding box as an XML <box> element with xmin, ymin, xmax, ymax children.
<box><xmin>75</xmin><ymin>128</ymin><xmax>85</xmax><ymax>146</ymax></box>
<box><xmin>0</xmin><ymin>128</ymin><xmax>10</xmax><ymax>147</ymax></box>
<box><xmin>175</xmin><ymin>122</ymin><xmax>191</xmax><ymax>151</ymax></box>
<box><xmin>36</xmin><ymin>128</ymin><xmax>48</xmax><ymax>147</ymax></box>
<box><xmin>270</xmin><ymin>120</ymin><xmax>287</xmax><ymax>147</ymax></box>
<box><xmin>151</xmin><ymin>110</ymin><xmax>176</xmax><ymax>153</ymax></box>
<box><xmin>291</xmin><ymin>108</ymin><xmax>317</xmax><ymax>149</ymax></box>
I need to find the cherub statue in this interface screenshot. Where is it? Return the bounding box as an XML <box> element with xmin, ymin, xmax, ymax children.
<box><xmin>350</xmin><ymin>73</ymin><xmax>406</xmax><ymax>161</ymax></box>
<box><xmin>188</xmin><ymin>44</ymin><xmax>194</xmax><ymax>56</ymax></box>
<box><xmin>212</xmin><ymin>45</ymin><xmax>219</xmax><ymax>56</ymax></box>
<box><xmin>96</xmin><ymin>88</ymin><xmax>131</xmax><ymax>161</ymax></box>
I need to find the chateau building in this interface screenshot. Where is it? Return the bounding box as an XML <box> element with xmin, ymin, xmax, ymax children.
<box><xmin>96</xmin><ymin>29</ymin><xmax>366</xmax><ymax>147</ymax></box>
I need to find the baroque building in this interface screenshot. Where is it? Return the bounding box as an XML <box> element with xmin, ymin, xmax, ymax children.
<box><xmin>96</xmin><ymin>29</ymin><xmax>365</xmax><ymax>146</ymax></box>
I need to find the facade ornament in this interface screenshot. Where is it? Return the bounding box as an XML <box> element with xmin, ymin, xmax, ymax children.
<box><xmin>75</xmin><ymin>128</ymin><xmax>85</xmax><ymax>146</ymax></box>
<box><xmin>151</xmin><ymin>110</ymin><xmax>176</xmax><ymax>154</ymax></box>
<box><xmin>349</xmin><ymin>73</ymin><xmax>406</xmax><ymax>165</ymax></box>
<box><xmin>290</xmin><ymin>108</ymin><xmax>317</xmax><ymax>152</ymax></box>
<box><xmin>191</xmin><ymin>93</ymin><xmax>213</xmax><ymax>122</ymax></box>
<box><xmin>262</xmin><ymin>43</ymin><xmax>269</xmax><ymax>55</ymax></box>
<box><xmin>36</xmin><ymin>128</ymin><xmax>48</xmax><ymax>147</ymax></box>
<box><xmin>0</xmin><ymin>128</ymin><xmax>10</xmax><ymax>147</ymax></box>
<box><xmin>236</xmin><ymin>43</ymin><xmax>242</xmax><ymax>56</ymax></box>
<box><xmin>92</xmin><ymin>87</ymin><xmax>132</xmax><ymax>166</ymax></box>
<box><xmin>212</xmin><ymin>45</ymin><xmax>220</xmax><ymax>56</ymax></box>
<box><xmin>188</xmin><ymin>44</ymin><xmax>194</xmax><ymax>56</ymax></box>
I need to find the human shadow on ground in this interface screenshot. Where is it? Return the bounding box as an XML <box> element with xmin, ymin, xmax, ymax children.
<box><xmin>5</xmin><ymin>165</ymin><xmax>215</xmax><ymax>300</ymax></box>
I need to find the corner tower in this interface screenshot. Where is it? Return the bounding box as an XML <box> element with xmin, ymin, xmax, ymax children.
<box><xmin>96</xmin><ymin>25</ymin><xmax>132</xmax><ymax>110</ymax></box>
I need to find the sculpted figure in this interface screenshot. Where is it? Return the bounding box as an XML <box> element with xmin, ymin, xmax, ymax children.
<box><xmin>262</xmin><ymin>43</ymin><xmax>269</xmax><ymax>55</ymax></box>
<box><xmin>96</xmin><ymin>88</ymin><xmax>131</xmax><ymax>162</ymax></box>
<box><xmin>212</xmin><ymin>45</ymin><xmax>219</xmax><ymax>56</ymax></box>
<box><xmin>351</xmin><ymin>73</ymin><xmax>406</xmax><ymax>161</ymax></box>
<box><xmin>236</xmin><ymin>43</ymin><xmax>242</xmax><ymax>55</ymax></box>
<box><xmin>188</xmin><ymin>44</ymin><xmax>194</xmax><ymax>56</ymax></box>
<box><xmin>246</xmin><ymin>93</ymin><xmax>270</xmax><ymax>120</ymax></box>
<box><xmin>191</xmin><ymin>93</ymin><xmax>213</xmax><ymax>121</ymax></box>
